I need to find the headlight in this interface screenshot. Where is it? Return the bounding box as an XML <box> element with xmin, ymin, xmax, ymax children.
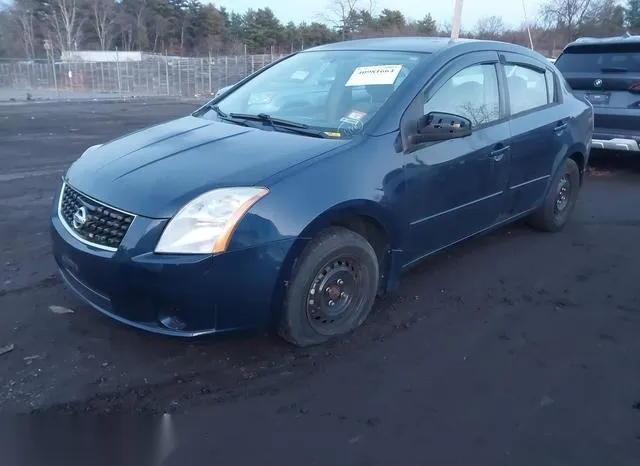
<box><xmin>155</xmin><ymin>187</ymin><xmax>269</xmax><ymax>254</ymax></box>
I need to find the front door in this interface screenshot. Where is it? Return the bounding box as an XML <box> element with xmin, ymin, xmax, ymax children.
<box><xmin>404</xmin><ymin>52</ymin><xmax>511</xmax><ymax>264</ymax></box>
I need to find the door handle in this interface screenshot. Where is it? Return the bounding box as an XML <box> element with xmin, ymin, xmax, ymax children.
<box><xmin>554</xmin><ymin>122</ymin><xmax>568</xmax><ymax>133</ymax></box>
<box><xmin>489</xmin><ymin>145</ymin><xmax>510</xmax><ymax>161</ymax></box>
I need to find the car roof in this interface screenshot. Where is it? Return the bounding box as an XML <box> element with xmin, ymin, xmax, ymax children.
<box><xmin>305</xmin><ymin>37</ymin><xmax>471</xmax><ymax>53</ymax></box>
<box><xmin>304</xmin><ymin>36</ymin><xmax>549</xmax><ymax>62</ymax></box>
<box><xmin>563</xmin><ymin>32</ymin><xmax>640</xmax><ymax>50</ymax></box>
<box><xmin>306</xmin><ymin>36</ymin><xmax>530</xmax><ymax>53</ymax></box>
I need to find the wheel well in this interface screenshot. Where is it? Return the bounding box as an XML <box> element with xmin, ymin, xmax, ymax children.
<box><xmin>330</xmin><ymin>215</ymin><xmax>389</xmax><ymax>267</ymax></box>
<box><xmin>568</xmin><ymin>151</ymin><xmax>586</xmax><ymax>184</ymax></box>
<box><xmin>268</xmin><ymin>213</ymin><xmax>391</xmax><ymax>329</ymax></box>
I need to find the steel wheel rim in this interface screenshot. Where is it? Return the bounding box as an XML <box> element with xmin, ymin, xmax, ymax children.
<box><xmin>555</xmin><ymin>174</ymin><xmax>571</xmax><ymax>214</ymax></box>
<box><xmin>305</xmin><ymin>257</ymin><xmax>365</xmax><ymax>335</ymax></box>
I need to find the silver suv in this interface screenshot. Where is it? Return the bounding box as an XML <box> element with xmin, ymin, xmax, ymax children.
<box><xmin>555</xmin><ymin>33</ymin><xmax>640</xmax><ymax>153</ymax></box>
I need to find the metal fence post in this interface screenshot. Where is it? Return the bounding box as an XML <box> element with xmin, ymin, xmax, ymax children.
<box><xmin>51</xmin><ymin>57</ymin><xmax>58</xmax><ymax>98</ymax></box>
<box><xmin>115</xmin><ymin>47</ymin><xmax>122</xmax><ymax>98</ymax></box>
<box><xmin>178</xmin><ymin>58</ymin><xmax>182</xmax><ymax>96</ymax></box>
<box><xmin>165</xmin><ymin>52</ymin><xmax>170</xmax><ymax>95</ymax></box>
<box><xmin>208</xmin><ymin>54</ymin><xmax>212</xmax><ymax>95</ymax></box>
<box><xmin>99</xmin><ymin>62</ymin><xmax>104</xmax><ymax>92</ymax></box>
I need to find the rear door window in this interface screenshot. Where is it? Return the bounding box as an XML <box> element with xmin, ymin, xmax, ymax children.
<box><xmin>504</xmin><ymin>64</ymin><xmax>551</xmax><ymax>115</ymax></box>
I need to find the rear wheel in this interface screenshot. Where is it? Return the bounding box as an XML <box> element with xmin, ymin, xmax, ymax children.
<box><xmin>279</xmin><ymin>227</ymin><xmax>379</xmax><ymax>347</ymax></box>
<box><xmin>528</xmin><ymin>157</ymin><xmax>581</xmax><ymax>232</ymax></box>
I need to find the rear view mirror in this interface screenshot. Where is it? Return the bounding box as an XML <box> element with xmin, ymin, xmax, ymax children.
<box><xmin>411</xmin><ymin>112</ymin><xmax>472</xmax><ymax>144</ymax></box>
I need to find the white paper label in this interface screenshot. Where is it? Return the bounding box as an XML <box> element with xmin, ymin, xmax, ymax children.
<box><xmin>290</xmin><ymin>70</ymin><xmax>310</xmax><ymax>80</ymax></box>
<box><xmin>345</xmin><ymin>65</ymin><xmax>402</xmax><ymax>87</ymax></box>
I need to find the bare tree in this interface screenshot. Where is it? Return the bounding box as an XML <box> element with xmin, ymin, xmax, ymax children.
<box><xmin>91</xmin><ymin>0</ymin><xmax>115</xmax><ymax>50</ymax></box>
<box><xmin>319</xmin><ymin>0</ymin><xmax>363</xmax><ymax>40</ymax></box>
<box><xmin>539</xmin><ymin>0</ymin><xmax>601</xmax><ymax>42</ymax></box>
<box><xmin>49</xmin><ymin>0</ymin><xmax>85</xmax><ymax>53</ymax></box>
<box><xmin>475</xmin><ymin>15</ymin><xmax>506</xmax><ymax>39</ymax></box>
<box><xmin>152</xmin><ymin>15</ymin><xmax>170</xmax><ymax>52</ymax></box>
<box><xmin>12</xmin><ymin>1</ymin><xmax>36</xmax><ymax>58</ymax></box>
<box><xmin>134</xmin><ymin>0</ymin><xmax>149</xmax><ymax>51</ymax></box>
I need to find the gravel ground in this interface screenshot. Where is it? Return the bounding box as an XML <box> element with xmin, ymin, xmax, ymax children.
<box><xmin>1</xmin><ymin>101</ymin><xmax>639</xmax><ymax>465</ymax></box>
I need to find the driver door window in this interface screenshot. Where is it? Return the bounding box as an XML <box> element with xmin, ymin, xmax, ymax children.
<box><xmin>423</xmin><ymin>64</ymin><xmax>500</xmax><ymax>127</ymax></box>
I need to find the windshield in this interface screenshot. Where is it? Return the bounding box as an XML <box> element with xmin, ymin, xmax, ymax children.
<box><xmin>206</xmin><ymin>50</ymin><xmax>428</xmax><ymax>137</ymax></box>
<box><xmin>556</xmin><ymin>45</ymin><xmax>640</xmax><ymax>73</ymax></box>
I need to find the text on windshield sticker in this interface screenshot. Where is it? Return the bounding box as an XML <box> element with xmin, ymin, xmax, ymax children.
<box><xmin>345</xmin><ymin>65</ymin><xmax>403</xmax><ymax>87</ymax></box>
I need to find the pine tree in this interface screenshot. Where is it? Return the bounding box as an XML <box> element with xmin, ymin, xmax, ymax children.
<box><xmin>627</xmin><ymin>0</ymin><xmax>640</xmax><ymax>28</ymax></box>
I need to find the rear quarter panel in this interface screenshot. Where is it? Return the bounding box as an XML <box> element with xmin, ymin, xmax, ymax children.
<box><xmin>546</xmin><ymin>74</ymin><xmax>593</xmax><ymax>184</ymax></box>
<box><xmin>563</xmin><ymin>91</ymin><xmax>594</xmax><ymax>177</ymax></box>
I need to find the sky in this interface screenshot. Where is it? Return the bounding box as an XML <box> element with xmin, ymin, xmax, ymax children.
<box><xmin>211</xmin><ymin>0</ymin><xmax>546</xmax><ymax>31</ymax></box>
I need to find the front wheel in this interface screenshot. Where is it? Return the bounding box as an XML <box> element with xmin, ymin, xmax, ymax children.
<box><xmin>279</xmin><ymin>227</ymin><xmax>379</xmax><ymax>347</ymax></box>
<box><xmin>528</xmin><ymin>157</ymin><xmax>581</xmax><ymax>232</ymax></box>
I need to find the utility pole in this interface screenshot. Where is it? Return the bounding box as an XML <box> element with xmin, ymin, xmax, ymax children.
<box><xmin>522</xmin><ymin>0</ymin><xmax>534</xmax><ymax>49</ymax></box>
<box><xmin>450</xmin><ymin>0</ymin><xmax>464</xmax><ymax>41</ymax></box>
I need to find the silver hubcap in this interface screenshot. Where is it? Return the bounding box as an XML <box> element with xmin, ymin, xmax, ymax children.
<box><xmin>555</xmin><ymin>174</ymin><xmax>571</xmax><ymax>213</ymax></box>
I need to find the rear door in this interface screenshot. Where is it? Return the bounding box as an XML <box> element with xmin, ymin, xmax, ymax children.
<box><xmin>554</xmin><ymin>42</ymin><xmax>640</xmax><ymax>133</ymax></box>
<box><xmin>499</xmin><ymin>52</ymin><xmax>569</xmax><ymax>215</ymax></box>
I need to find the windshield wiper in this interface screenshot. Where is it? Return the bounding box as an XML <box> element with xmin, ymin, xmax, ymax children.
<box><xmin>229</xmin><ymin>112</ymin><xmax>309</xmax><ymax>128</ymax></box>
<box><xmin>601</xmin><ymin>66</ymin><xmax>628</xmax><ymax>73</ymax></box>
<box><xmin>201</xmin><ymin>104</ymin><xmax>250</xmax><ymax>126</ymax></box>
<box><xmin>228</xmin><ymin>112</ymin><xmax>329</xmax><ymax>138</ymax></box>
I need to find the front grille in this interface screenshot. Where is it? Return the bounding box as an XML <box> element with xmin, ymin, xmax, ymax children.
<box><xmin>59</xmin><ymin>184</ymin><xmax>134</xmax><ymax>249</ymax></box>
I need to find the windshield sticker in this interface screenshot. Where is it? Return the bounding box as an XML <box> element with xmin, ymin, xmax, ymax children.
<box><xmin>346</xmin><ymin>110</ymin><xmax>367</xmax><ymax>120</ymax></box>
<box><xmin>338</xmin><ymin>117</ymin><xmax>364</xmax><ymax>136</ymax></box>
<box><xmin>290</xmin><ymin>70</ymin><xmax>310</xmax><ymax>80</ymax></box>
<box><xmin>324</xmin><ymin>131</ymin><xmax>342</xmax><ymax>138</ymax></box>
<box><xmin>345</xmin><ymin>65</ymin><xmax>403</xmax><ymax>87</ymax></box>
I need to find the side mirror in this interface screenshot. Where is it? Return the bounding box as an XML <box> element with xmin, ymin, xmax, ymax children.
<box><xmin>411</xmin><ymin>112</ymin><xmax>472</xmax><ymax>145</ymax></box>
<box><xmin>214</xmin><ymin>85</ymin><xmax>232</xmax><ymax>98</ymax></box>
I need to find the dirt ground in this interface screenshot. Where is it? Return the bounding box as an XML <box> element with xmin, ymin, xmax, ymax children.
<box><xmin>1</xmin><ymin>100</ymin><xmax>639</xmax><ymax>465</ymax></box>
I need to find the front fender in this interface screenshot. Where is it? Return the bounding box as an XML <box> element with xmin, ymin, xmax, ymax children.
<box><xmin>228</xmin><ymin>132</ymin><xmax>407</xmax><ymax>326</ymax></box>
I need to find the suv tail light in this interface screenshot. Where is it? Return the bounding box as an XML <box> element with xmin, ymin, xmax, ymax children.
<box><xmin>629</xmin><ymin>83</ymin><xmax>640</xmax><ymax>93</ymax></box>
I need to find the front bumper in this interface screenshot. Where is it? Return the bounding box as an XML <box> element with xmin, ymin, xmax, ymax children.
<box><xmin>50</xmin><ymin>185</ymin><xmax>295</xmax><ymax>337</ymax></box>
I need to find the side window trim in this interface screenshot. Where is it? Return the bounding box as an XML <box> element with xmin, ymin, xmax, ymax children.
<box><xmin>544</xmin><ymin>69</ymin><xmax>555</xmax><ymax>104</ymax></box>
<box><xmin>399</xmin><ymin>51</ymin><xmax>502</xmax><ymax>152</ymax></box>
<box><xmin>498</xmin><ymin>51</ymin><xmax>563</xmax><ymax>116</ymax></box>
<box><xmin>420</xmin><ymin>51</ymin><xmax>499</xmax><ymax>102</ymax></box>
<box><xmin>501</xmin><ymin>61</ymin><xmax>560</xmax><ymax>118</ymax></box>
<box><xmin>422</xmin><ymin>60</ymin><xmax>504</xmax><ymax>131</ymax></box>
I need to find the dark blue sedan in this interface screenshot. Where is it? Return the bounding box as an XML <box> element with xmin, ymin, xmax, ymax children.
<box><xmin>50</xmin><ymin>37</ymin><xmax>594</xmax><ymax>346</ymax></box>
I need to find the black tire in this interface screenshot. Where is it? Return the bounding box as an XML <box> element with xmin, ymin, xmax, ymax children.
<box><xmin>528</xmin><ymin>157</ymin><xmax>581</xmax><ymax>232</ymax></box>
<box><xmin>279</xmin><ymin>227</ymin><xmax>379</xmax><ymax>347</ymax></box>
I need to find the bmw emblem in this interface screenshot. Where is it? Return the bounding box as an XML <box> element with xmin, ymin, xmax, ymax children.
<box><xmin>72</xmin><ymin>206</ymin><xmax>88</xmax><ymax>230</ymax></box>
<box><xmin>594</xmin><ymin>79</ymin><xmax>603</xmax><ymax>88</ymax></box>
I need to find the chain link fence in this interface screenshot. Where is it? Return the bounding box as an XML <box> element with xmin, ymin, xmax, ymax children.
<box><xmin>0</xmin><ymin>54</ymin><xmax>285</xmax><ymax>100</ymax></box>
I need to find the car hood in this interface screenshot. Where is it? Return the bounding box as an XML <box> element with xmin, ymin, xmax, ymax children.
<box><xmin>65</xmin><ymin>115</ymin><xmax>343</xmax><ymax>218</ymax></box>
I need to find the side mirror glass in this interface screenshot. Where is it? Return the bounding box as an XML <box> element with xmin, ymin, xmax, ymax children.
<box><xmin>411</xmin><ymin>112</ymin><xmax>472</xmax><ymax>144</ymax></box>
